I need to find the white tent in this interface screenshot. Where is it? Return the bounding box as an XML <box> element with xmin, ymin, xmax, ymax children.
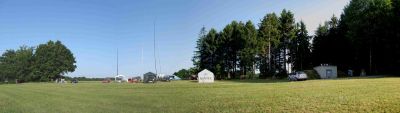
<box><xmin>171</xmin><ymin>75</ymin><xmax>181</xmax><ymax>80</ymax></box>
<box><xmin>115</xmin><ymin>75</ymin><xmax>128</xmax><ymax>83</ymax></box>
<box><xmin>198</xmin><ymin>69</ymin><xmax>214</xmax><ymax>83</ymax></box>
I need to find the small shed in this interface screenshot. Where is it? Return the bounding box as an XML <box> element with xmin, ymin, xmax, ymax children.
<box><xmin>143</xmin><ymin>72</ymin><xmax>157</xmax><ymax>83</ymax></box>
<box><xmin>314</xmin><ymin>65</ymin><xmax>337</xmax><ymax>79</ymax></box>
<box><xmin>198</xmin><ymin>69</ymin><xmax>214</xmax><ymax>83</ymax></box>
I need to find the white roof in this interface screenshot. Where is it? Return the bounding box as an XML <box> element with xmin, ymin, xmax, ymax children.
<box><xmin>198</xmin><ymin>69</ymin><xmax>214</xmax><ymax>83</ymax></box>
<box><xmin>198</xmin><ymin>69</ymin><xmax>214</xmax><ymax>77</ymax></box>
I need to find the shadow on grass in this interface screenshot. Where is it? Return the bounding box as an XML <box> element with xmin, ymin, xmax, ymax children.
<box><xmin>220</xmin><ymin>79</ymin><xmax>291</xmax><ymax>84</ymax></box>
<box><xmin>332</xmin><ymin>75</ymin><xmax>395</xmax><ymax>80</ymax></box>
<box><xmin>219</xmin><ymin>76</ymin><xmax>400</xmax><ymax>83</ymax></box>
<box><xmin>187</xmin><ymin>76</ymin><xmax>399</xmax><ymax>84</ymax></box>
<box><xmin>186</xmin><ymin>79</ymin><xmax>290</xmax><ymax>84</ymax></box>
<box><xmin>305</xmin><ymin>75</ymin><xmax>399</xmax><ymax>82</ymax></box>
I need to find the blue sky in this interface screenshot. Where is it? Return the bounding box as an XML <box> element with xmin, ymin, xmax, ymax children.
<box><xmin>0</xmin><ymin>0</ymin><xmax>349</xmax><ymax>77</ymax></box>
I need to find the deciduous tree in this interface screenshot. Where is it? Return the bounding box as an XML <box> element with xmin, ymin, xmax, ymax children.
<box><xmin>34</xmin><ymin>40</ymin><xmax>76</xmax><ymax>81</ymax></box>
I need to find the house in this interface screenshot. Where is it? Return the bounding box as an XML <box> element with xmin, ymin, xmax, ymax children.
<box><xmin>197</xmin><ymin>69</ymin><xmax>214</xmax><ymax>83</ymax></box>
<box><xmin>314</xmin><ymin>65</ymin><xmax>337</xmax><ymax>79</ymax></box>
<box><xmin>143</xmin><ymin>72</ymin><xmax>157</xmax><ymax>83</ymax></box>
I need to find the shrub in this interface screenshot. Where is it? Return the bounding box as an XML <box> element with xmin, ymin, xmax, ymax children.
<box><xmin>337</xmin><ymin>70</ymin><xmax>347</xmax><ymax>78</ymax></box>
<box><xmin>304</xmin><ymin>70</ymin><xmax>320</xmax><ymax>79</ymax></box>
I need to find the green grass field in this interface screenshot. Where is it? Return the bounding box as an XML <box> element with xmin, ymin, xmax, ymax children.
<box><xmin>1</xmin><ymin>78</ymin><xmax>400</xmax><ymax>113</ymax></box>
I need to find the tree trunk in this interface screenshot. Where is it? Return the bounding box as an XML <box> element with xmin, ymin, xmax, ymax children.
<box><xmin>283</xmin><ymin>45</ymin><xmax>287</xmax><ymax>72</ymax></box>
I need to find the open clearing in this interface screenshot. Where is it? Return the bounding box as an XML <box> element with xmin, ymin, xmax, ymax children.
<box><xmin>1</xmin><ymin>78</ymin><xmax>400</xmax><ymax>113</ymax></box>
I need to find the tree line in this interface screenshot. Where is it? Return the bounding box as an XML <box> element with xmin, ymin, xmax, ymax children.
<box><xmin>185</xmin><ymin>0</ymin><xmax>400</xmax><ymax>79</ymax></box>
<box><xmin>173</xmin><ymin>68</ymin><xmax>197</xmax><ymax>80</ymax></box>
<box><xmin>191</xmin><ymin>9</ymin><xmax>310</xmax><ymax>79</ymax></box>
<box><xmin>313</xmin><ymin>0</ymin><xmax>400</xmax><ymax>75</ymax></box>
<box><xmin>0</xmin><ymin>40</ymin><xmax>76</xmax><ymax>83</ymax></box>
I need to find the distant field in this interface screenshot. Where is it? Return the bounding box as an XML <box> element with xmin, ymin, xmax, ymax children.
<box><xmin>0</xmin><ymin>78</ymin><xmax>400</xmax><ymax>113</ymax></box>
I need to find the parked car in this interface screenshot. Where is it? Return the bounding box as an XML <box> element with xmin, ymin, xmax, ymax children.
<box><xmin>102</xmin><ymin>78</ymin><xmax>111</xmax><ymax>83</ymax></box>
<box><xmin>288</xmin><ymin>71</ymin><xmax>308</xmax><ymax>81</ymax></box>
<box><xmin>71</xmin><ymin>79</ymin><xmax>79</xmax><ymax>84</ymax></box>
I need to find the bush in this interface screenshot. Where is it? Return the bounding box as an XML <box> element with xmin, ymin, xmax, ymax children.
<box><xmin>304</xmin><ymin>70</ymin><xmax>320</xmax><ymax>79</ymax></box>
<box><xmin>337</xmin><ymin>70</ymin><xmax>347</xmax><ymax>78</ymax></box>
<box><xmin>276</xmin><ymin>70</ymin><xmax>288</xmax><ymax>79</ymax></box>
<box><xmin>244</xmin><ymin>73</ymin><xmax>258</xmax><ymax>79</ymax></box>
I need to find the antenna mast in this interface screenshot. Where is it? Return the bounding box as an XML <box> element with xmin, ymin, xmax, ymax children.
<box><xmin>154</xmin><ymin>19</ymin><xmax>158</xmax><ymax>75</ymax></box>
<box><xmin>117</xmin><ymin>48</ymin><xmax>119</xmax><ymax>76</ymax></box>
<box><xmin>140</xmin><ymin>47</ymin><xmax>143</xmax><ymax>65</ymax></box>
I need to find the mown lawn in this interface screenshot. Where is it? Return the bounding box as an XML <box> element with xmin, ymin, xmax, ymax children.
<box><xmin>0</xmin><ymin>78</ymin><xmax>400</xmax><ymax>113</ymax></box>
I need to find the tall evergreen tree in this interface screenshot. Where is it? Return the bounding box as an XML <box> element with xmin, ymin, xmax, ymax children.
<box><xmin>220</xmin><ymin>23</ymin><xmax>235</xmax><ymax>79</ymax></box>
<box><xmin>278</xmin><ymin>9</ymin><xmax>296</xmax><ymax>77</ymax></box>
<box><xmin>239</xmin><ymin>21</ymin><xmax>258</xmax><ymax>78</ymax></box>
<box><xmin>258</xmin><ymin>13</ymin><xmax>281</xmax><ymax>78</ymax></box>
<box><xmin>341</xmin><ymin>0</ymin><xmax>393</xmax><ymax>74</ymax></box>
<box><xmin>312</xmin><ymin>23</ymin><xmax>329</xmax><ymax>66</ymax></box>
<box><xmin>193</xmin><ymin>27</ymin><xmax>207</xmax><ymax>72</ymax></box>
<box><xmin>290</xmin><ymin>21</ymin><xmax>311</xmax><ymax>71</ymax></box>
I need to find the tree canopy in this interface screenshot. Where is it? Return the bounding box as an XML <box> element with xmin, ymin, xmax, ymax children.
<box><xmin>191</xmin><ymin>9</ymin><xmax>308</xmax><ymax>79</ymax></box>
<box><xmin>0</xmin><ymin>40</ymin><xmax>76</xmax><ymax>82</ymax></box>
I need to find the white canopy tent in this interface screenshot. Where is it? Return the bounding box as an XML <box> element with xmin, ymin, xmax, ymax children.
<box><xmin>198</xmin><ymin>69</ymin><xmax>214</xmax><ymax>83</ymax></box>
<box><xmin>115</xmin><ymin>75</ymin><xmax>128</xmax><ymax>83</ymax></box>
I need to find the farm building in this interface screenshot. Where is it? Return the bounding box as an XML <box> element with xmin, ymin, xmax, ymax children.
<box><xmin>143</xmin><ymin>72</ymin><xmax>157</xmax><ymax>83</ymax></box>
<box><xmin>198</xmin><ymin>69</ymin><xmax>214</xmax><ymax>83</ymax></box>
<box><xmin>314</xmin><ymin>65</ymin><xmax>337</xmax><ymax>79</ymax></box>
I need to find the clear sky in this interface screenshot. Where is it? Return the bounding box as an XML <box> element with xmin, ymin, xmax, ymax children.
<box><xmin>0</xmin><ymin>0</ymin><xmax>349</xmax><ymax>77</ymax></box>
